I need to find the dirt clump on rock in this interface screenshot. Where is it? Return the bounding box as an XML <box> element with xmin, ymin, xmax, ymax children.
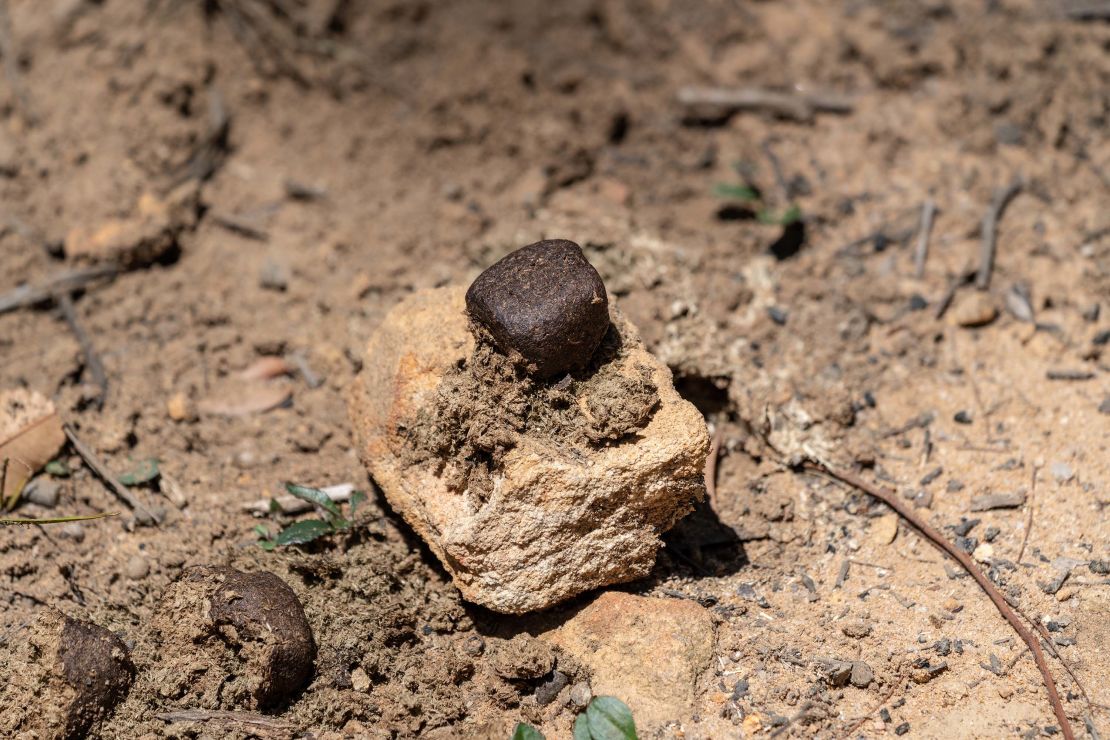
<box><xmin>404</xmin><ymin>319</ymin><xmax>660</xmax><ymax>496</ymax></box>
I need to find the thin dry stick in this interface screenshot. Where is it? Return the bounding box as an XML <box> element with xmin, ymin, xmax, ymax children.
<box><xmin>676</xmin><ymin>86</ymin><xmax>854</xmax><ymax>121</ymax></box>
<box><xmin>841</xmin><ymin>683</ymin><xmax>899</xmax><ymax>738</ymax></box>
<box><xmin>976</xmin><ymin>177</ymin><xmax>1023</xmax><ymax>290</ymax></box>
<box><xmin>1017</xmin><ymin>463</ymin><xmax>1039</xmax><ymax>565</ymax></box>
<box><xmin>808</xmin><ymin>462</ymin><xmax>1074</xmax><ymax>740</ymax></box>
<box><xmin>913</xmin><ymin>199</ymin><xmax>937</xmax><ymax>278</ymax></box>
<box><xmin>1</xmin><ymin>512</ymin><xmax>117</xmax><ymax>525</ymax></box>
<box><xmin>155</xmin><ymin>709</ymin><xmax>294</xmax><ymax>733</ymax></box>
<box><xmin>0</xmin><ymin>264</ymin><xmax>119</xmax><ymax>315</ymax></box>
<box><xmin>57</xmin><ymin>293</ymin><xmax>108</xmax><ymax>409</ymax></box>
<box><xmin>63</xmin><ymin>424</ymin><xmax>159</xmax><ymax>526</ymax></box>
<box><xmin>704</xmin><ymin>426</ymin><xmax>722</xmax><ymax>500</ymax></box>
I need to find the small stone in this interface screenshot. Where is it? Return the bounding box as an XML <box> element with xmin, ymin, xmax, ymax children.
<box><xmin>820</xmin><ymin>659</ymin><xmax>854</xmax><ymax>686</ymax></box>
<box><xmin>259</xmin><ymin>259</ymin><xmax>290</xmax><ymax>291</ymax></box>
<box><xmin>767</xmin><ymin>306</ymin><xmax>788</xmax><ymax>325</ymax></box>
<box><xmin>911</xmin><ymin>660</ymin><xmax>948</xmax><ymax>683</ymax></box>
<box><xmin>465</xmin><ymin>239</ymin><xmax>610</xmax><ymax>378</ymax></box>
<box><xmin>125</xmin><ymin>555</ymin><xmax>150</xmax><ymax>580</ymax></box>
<box><xmin>1090</xmin><ymin>560</ymin><xmax>1110</xmax><ymax>575</ymax></box>
<box><xmin>973</xmin><ymin>543</ymin><xmax>995</xmax><ymax>563</ymax></box>
<box><xmin>23</xmin><ymin>477</ymin><xmax>60</xmax><ymax>507</ymax></box>
<box><xmin>870</xmin><ymin>513</ymin><xmax>899</xmax><ymax>545</ymax></box>
<box><xmin>1099</xmin><ymin>398</ymin><xmax>1110</xmax><ymax>415</ymax></box>
<box><xmin>166</xmin><ymin>392</ymin><xmax>191</xmax><ymax>421</ymax></box>
<box><xmin>919</xmin><ymin>467</ymin><xmax>943</xmax><ymax>486</ymax></box>
<box><xmin>850</xmin><ymin>661</ymin><xmax>874</xmax><ymax>688</ymax></box>
<box><xmin>970</xmin><ymin>491</ymin><xmax>1026</xmax><ymax>511</ymax></box>
<box><xmin>998</xmin><ymin>685</ymin><xmax>1014</xmax><ymax>699</ymax></box>
<box><xmin>841</xmin><ymin>619</ymin><xmax>873</xmax><ymax>639</ymax></box>
<box><xmin>541</xmin><ymin>593</ymin><xmax>714</xmax><ymax>730</ymax></box>
<box><xmin>947</xmin><ymin>479</ymin><xmax>966</xmax><ymax>493</ymax></box>
<box><xmin>60</xmin><ymin>522</ymin><xmax>85</xmax><ymax>542</ymax></box>
<box><xmin>350</xmin><ymin>667</ymin><xmax>370</xmax><ymax>693</ymax></box>
<box><xmin>569</xmin><ymin>681</ymin><xmax>592</xmax><ymax>707</ymax></box>
<box><xmin>954</xmin><ymin>410</ymin><xmax>973</xmax><ymax>425</ymax></box>
<box><xmin>943</xmin><ymin>597</ymin><xmax>963</xmax><ymax>613</ymax></box>
<box><xmin>1050</xmin><ymin>462</ymin><xmax>1074</xmax><ymax>483</ymax></box>
<box><xmin>534</xmin><ymin>670</ymin><xmax>568</xmax><ymax>706</ymax></box>
<box><xmin>949</xmin><ymin>292</ymin><xmax>998</xmax><ymax>328</ymax></box>
<box><xmin>912</xmin><ymin>489</ymin><xmax>934</xmax><ymax>508</ymax></box>
<box><xmin>895</xmin><ymin>721</ymin><xmax>911</xmax><ymax>735</ymax></box>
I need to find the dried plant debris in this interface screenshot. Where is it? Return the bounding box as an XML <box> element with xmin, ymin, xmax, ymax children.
<box><xmin>0</xmin><ymin>388</ymin><xmax>65</xmax><ymax>510</ymax></box>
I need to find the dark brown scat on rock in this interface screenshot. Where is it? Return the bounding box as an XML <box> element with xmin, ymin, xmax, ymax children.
<box><xmin>465</xmin><ymin>239</ymin><xmax>610</xmax><ymax>378</ymax></box>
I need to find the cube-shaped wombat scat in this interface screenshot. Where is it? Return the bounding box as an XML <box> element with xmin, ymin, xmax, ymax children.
<box><xmin>348</xmin><ymin>286</ymin><xmax>709</xmax><ymax>614</ymax></box>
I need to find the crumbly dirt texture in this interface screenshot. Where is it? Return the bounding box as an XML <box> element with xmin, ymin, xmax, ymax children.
<box><xmin>406</xmin><ymin>317</ymin><xmax>659</xmax><ymax>494</ymax></box>
<box><xmin>0</xmin><ymin>1</ymin><xmax>1107</xmax><ymax>738</ymax></box>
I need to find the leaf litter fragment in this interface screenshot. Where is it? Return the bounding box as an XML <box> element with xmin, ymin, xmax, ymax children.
<box><xmin>0</xmin><ymin>389</ymin><xmax>66</xmax><ymax>510</ymax></box>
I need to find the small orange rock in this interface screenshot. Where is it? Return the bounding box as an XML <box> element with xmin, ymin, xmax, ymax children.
<box><xmin>943</xmin><ymin>597</ymin><xmax>963</xmax><ymax>613</ymax></box>
<box><xmin>166</xmin><ymin>392</ymin><xmax>190</xmax><ymax>421</ymax></box>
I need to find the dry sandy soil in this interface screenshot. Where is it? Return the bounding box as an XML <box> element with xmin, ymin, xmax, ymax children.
<box><xmin>1</xmin><ymin>0</ymin><xmax>1108</xmax><ymax>738</ymax></box>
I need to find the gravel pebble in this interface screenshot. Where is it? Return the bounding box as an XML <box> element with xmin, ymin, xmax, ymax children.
<box><xmin>125</xmin><ymin>555</ymin><xmax>150</xmax><ymax>580</ymax></box>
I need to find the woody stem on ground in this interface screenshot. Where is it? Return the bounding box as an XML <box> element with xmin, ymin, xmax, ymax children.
<box><xmin>806</xmin><ymin>461</ymin><xmax>1075</xmax><ymax>740</ymax></box>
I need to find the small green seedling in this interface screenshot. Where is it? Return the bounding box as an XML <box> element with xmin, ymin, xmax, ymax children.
<box><xmin>255</xmin><ymin>483</ymin><xmax>367</xmax><ymax>550</ymax></box>
<box><xmin>713</xmin><ymin>164</ymin><xmax>803</xmax><ymax>226</ymax></box>
<box><xmin>514</xmin><ymin>696</ymin><xmax>637</xmax><ymax>740</ymax></box>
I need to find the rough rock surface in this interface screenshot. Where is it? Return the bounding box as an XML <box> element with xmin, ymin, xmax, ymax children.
<box><xmin>141</xmin><ymin>565</ymin><xmax>316</xmax><ymax>710</ymax></box>
<box><xmin>348</xmin><ymin>286</ymin><xmax>708</xmax><ymax>613</ymax></box>
<box><xmin>0</xmin><ymin>609</ymin><xmax>134</xmax><ymax>739</ymax></box>
<box><xmin>541</xmin><ymin>592</ymin><xmax>716</xmax><ymax>729</ymax></box>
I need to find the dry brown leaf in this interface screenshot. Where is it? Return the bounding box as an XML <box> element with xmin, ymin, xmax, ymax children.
<box><xmin>197</xmin><ymin>380</ymin><xmax>292</xmax><ymax>417</ymax></box>
<box><xmin>0</xmin><ymin>389</ymin><xmax>66</xmax><ymax>509</ymax></box>
<box><xmin>238</xmin><ymin>357</ymin><xmax>293</xmax><ymax>381</ymax></box>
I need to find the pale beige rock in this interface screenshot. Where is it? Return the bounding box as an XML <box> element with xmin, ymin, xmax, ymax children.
<box><xmin>540</xmin><ymin>592</ymin><xmax>716</xmax><ymax>729</ymax></box>
<box><xmin>348</xmin><ymin>286</ymin><xmax>708</xmax><ymax>613</ymax></box>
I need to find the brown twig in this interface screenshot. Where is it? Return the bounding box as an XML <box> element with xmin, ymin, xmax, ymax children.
<box><xmin>63</xmin><ymin>424</ymin><xmax>160</xmax><ymax>526</ymax></box>
<box><xmin>913</xmin><ymin>199</ymin><xmax>937</xmax><ymax>278</ymax></box>
<box><xmin>841</xmin><ymin>683</ymin><xmax>899</xmax><ymax>738</ymax></box>
<box><xmin>1017</xmin><ymin>463</ymin><xmax>1039</xmax><ymax>565</ymax></box>
<box><xmin>0</xmin><ymin>265</ymin><xmax>119</xmax><ymax>315</ymax></box>
<box><xmin>677</xmin><ymin>86</ymin><xmax>854</xmax><ymax>122</ymax></box>
<box><xmin>155</xmin><ymin>709</ymin><xmax>295</xmax><ymax>734</ymax></box>
<box><xmin>808</xmin><ymin>462</ymin><xmax>1074</xmax><ymax>740</ymax></box>
<box><xmin>57</xmin><ymin>293</ymin><xmax>108</xmax><ymax>409</ymax></box>
<box><xmin>976</xmin><ymin>177</ymin><xmax>1023</xmax><ymax>290</ymax></box>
